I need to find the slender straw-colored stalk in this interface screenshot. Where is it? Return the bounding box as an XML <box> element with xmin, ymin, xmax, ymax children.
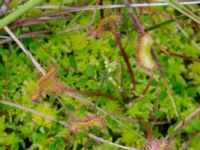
<box><xmin>0</xmin><ymin>100</ymin><xmax>67</xmax><ymax>126</ymax></box>
<box><xmin>3</xmin><ymin>26</ymin><xmax>46</xmax><ymax>75</ymax></box>
<box><xmin>0</xmin><ymin>0</ymin><xmax>43</xmax><ymax>29</ymax></box>
<box><xmin>36</xmin><ymin>1</ymin><xmax>200</xmax><ymax>11</ymax></box>
<box><xmin>174</xmin><ymin>105</ymin><xmax>200</xmax><ymax>132</ymax></box>
<box><xmin>88</xmin><ymin>133</ymin><xmax>137</xmax><ymax>150</ymax></box>
<box><xmin>151</xmin><ymin>50</ymin><xmax>178</xmax><ymax>117</ymax></box>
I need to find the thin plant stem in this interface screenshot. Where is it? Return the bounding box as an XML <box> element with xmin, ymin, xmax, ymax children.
<box><xmin>151</xmin><ymin>50</ymin><xmax>178</xmax><ymax>117</ymax></box>
<box><xmin>0</xmin><ymin>100</ymin><xmax>67</xmax><ymax>126</ymax></box>
<box><xmin>114</xmin><ymin>32</ymin><xmax>135</xmax><ymax>88</ymax></box>
<box><xmin>52</xmin><ymin>80</ymin><xmax>117</xmax><ymax>100</ymax></box>
<box><xmin>124</xmin><ymin>0</ymin><xmax>145</xmax><ymax>35</ymax></box>
<box><xmin>36</xmin><ymin>1</ymin><xmax>200</xmax><ymax>11</ymax></box>
<box><xmin>168</xmin><ymin>105</ymin><xmax>200</xmax><ymax>145</ymax></box>
<box><xmin>112</xmin><ymin>114</ymin><xmax>169</xmax><ymax>125</ymax></box>
<box><xmin>140</xmin><ymin>74</ymin><xmax>154</xmax><ymax>99</ymax></box>
<box><xmin>174</xmin><ymin>105</ymin><xmax>200</xmax><ymax>132</ymax></box>
<box><xmin>159</xmin><ymin>47</ymin><xmax>200</xmax><ymax>62</ymax></box>
<box><xmin>88</xmin><ymin>133</ymin><xmax>138</xmax><ymax>150</ymax></box>
<box><xmin>7</xmin><ymin>16</ymin><xmax>70</xmax><ymax>30</ymax></box>
<box><xmin>12</xmin><ymin>3</ymin><xmax>198</xmax><ymax>34</ymax></box>
<box><xmin>3</xmin><ymin>26</ymin><xmax>46</xmax><ymax>75</ymax></box>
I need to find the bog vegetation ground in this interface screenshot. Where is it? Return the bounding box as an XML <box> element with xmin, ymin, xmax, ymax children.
<box><xmin>0</xmin><ymin>0</ymin><xmax>200</xmax><ymax>150</ymax></box>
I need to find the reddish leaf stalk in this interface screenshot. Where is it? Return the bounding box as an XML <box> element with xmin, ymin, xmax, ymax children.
<box><xmin>114</xmin><ymin>32</ymin><xmax>135</xmax><ymax>88</ymax></box>
<box><xmin>160</xmin><ymin>47</ymin><xmax>200</xmax><ymax>63</ymax></box>
<box><xmin>138</xmin><ymin>120</ymin><xmax>171</xmax><ymax>150</ymax></box>
<box><xmin>139</xmin><ymin>119</ymin><xmax>154</xmax><ymax>141</ymax></box>
<box><xmin>140</xmin><ymin>74</ymin><xmax>153</xmax><ymax>99</ymax></box>
<box><xmin>126</xmin><ymin>2</ymin><xmax>145</xmax><ymax>35</ymax></box>
<box><xmin>53</xmin><ymin>80</ymin><xmax>116</xmax><ymax>100</ymax></box>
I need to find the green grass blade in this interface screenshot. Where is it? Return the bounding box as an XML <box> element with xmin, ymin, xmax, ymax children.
<box><xmin>147</xmin><ymin>9</ymin><xmax>200</xmax><ymax>31</ymax></box>
<box><xmin>0</xmin><ymin>0</ymin><xmax>44</xmax><ymax>29</ymax></box>
<box><xmin>165</xmin><ymin>0</ymin><xmax>200</xmax><ymax>24</ymax></box>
